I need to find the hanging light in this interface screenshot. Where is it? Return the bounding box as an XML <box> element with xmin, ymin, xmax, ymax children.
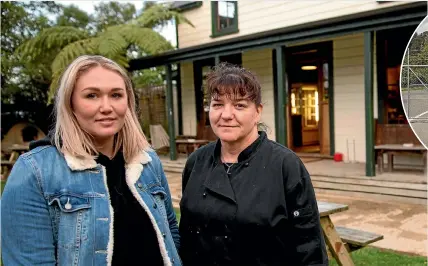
<box><xmin>301</xmin><ymin>65</ymin><xmax>317</xmax><ymax>70</ymax></box>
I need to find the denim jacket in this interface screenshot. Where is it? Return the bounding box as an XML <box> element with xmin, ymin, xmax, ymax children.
<box><xmin>1</xmin><ymin>145</ymin><xmax>181</xmax><ymax>266</ymax></box>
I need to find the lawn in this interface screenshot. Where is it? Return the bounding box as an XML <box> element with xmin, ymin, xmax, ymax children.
<box><xmin>1</xmin><ymin>180</ymin><xmax>5</xmax><ymax>195</ymax></box>
<box><xmin>173</xmin><ymin>209</ymin><xmax>427</xmax><ymax>266</ymax></box>
<box><xmin>329</xmin><ymin>247</ymin><xmax>427</xmax><ymax>266</ymax></box>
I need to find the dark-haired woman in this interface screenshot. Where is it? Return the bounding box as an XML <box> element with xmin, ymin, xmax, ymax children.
<box><xmin>179</xmin><ymin>63</ymin><xmax>328</xmax><ymax>266</ymax></box>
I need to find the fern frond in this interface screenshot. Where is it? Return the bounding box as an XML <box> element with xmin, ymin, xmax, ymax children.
<box><xmin>106</xmin><ymin>24</ymin><xmax>173</xmax><ymax>55</ymax></box>
<box><xmin>17</xmin><ymin>26</ymin><xmax>90</xmax><ymax>60</ymax></box>
<box><xmin>136</xmin><ymin>3</ymin><xmax>194</xmax><ymax>29</ymax></box>
<box><xmin>48</xmin><ymin>38</ymin><xmax>97</xmax><ymax>101</ymax></box>
<box><xmin>95</xmin><ymin>31</ymin><xmax>128</xmax><ymax>58</ymax></box>
<box><xmin>51</xmin><ymin>38</ymin><xmax>96</xmax><ymax>72</ymax></box>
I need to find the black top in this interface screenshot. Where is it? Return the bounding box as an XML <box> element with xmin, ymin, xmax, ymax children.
<box><xmin>96</xmin><ymin>152</ymin><xmax>163</xmax><ymax>266</ymax></box>
<box><xmin>179</xmin><ymin>131</ymin><xmax>328</xmax><ymax>266</ymax></box>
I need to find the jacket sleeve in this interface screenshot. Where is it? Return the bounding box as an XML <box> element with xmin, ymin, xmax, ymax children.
<box><xmin>282</xmin><ymin>153</ymin><xmax>329</xmax><ymax>266</ymax></box>
<box><xmin>178</xmin><ymin>152</ymin><xmax>197</xmax><ymax>263</ymax></box>
<box><xmin>1</xmin><ymin>156</ymin><xmax>56</xmax><ymax>265</ymax></box>
<box><xmin>157</xmin><ymin>155</ymin><xmax>181</xmax><ymax>250</ymax></box>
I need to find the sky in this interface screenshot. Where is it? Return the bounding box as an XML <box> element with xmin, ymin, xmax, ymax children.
<box><xmin>416</xmin><ymin>17</ymin><xmax>428</xmax><ymax>34</ymax></box>
<box><xmin>57</xmin><ymin>1</ymin><xmax>177</xmax><ymax>47</ymax></box>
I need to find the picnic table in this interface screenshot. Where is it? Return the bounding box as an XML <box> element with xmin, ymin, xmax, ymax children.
<box><xmin>318</xmin><ymin>201</ymin><xmax>383</xmax><ymax>266</ymax></box>
<box><xmin>175</xmin><ymin>139</ymin><xmax>210</xmax><ymax>155</ymax></box>
<box><xmin>1</xmin><ymin>144</ymin><xmax>29</xmax><ymax>179</ymax></box>
<box><xmin>374</xmin><ymin>144</ymin><xmax>427</xmax><ymax>174</ymax></box>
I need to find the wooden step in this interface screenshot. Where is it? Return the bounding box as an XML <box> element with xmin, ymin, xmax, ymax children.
<box><xmin>311</xmin><ymin>176</ymin><xmax>426</xmax><ymax>191</ymax></box>
<box><xmin>312</xmin><ymin>179</ymin><xmax>427</xmax><ymax>199</ymax></box>
<box><xmin>315</xmin><ymin>188</ymin><xmax>427</xmax><ymax>205</ymax></box>
<box><xmin>163</xmin><ymin>166</ymin><xmax>184</xmax><ymax>173</ymax></box>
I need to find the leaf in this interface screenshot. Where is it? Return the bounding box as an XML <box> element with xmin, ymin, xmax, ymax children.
<box><xmin>106</xmin><ymin>24</ymin><xmax>173</xmax><ymax>55</ymax></box>
<box><xmin>96</xmin><ymin>30</ymin><xmax>128</xmax><ymax>57</ymax></box>
<box><xmin>48</xmin><ymin>38</ymin><xmax>97</xmax><ymax>100</ymax></box>
<box><xmin>136</xmin><ymin>3</ymin><xmax>194</xmax><ymax>29</ymax></box>
<box><xmin>16</xmin><ymin>26</ymin><xmax>90</xmax><ymax>60</ymax></box>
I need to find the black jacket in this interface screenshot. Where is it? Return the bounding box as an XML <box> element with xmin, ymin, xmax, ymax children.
<box><xmin>179</xmin><ymin>131</ymin><xmax>328</xmax><ymax>266</ymax></box>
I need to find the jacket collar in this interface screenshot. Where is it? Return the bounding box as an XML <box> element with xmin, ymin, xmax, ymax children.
<box><xmin>212</xmin><ymin>131</ymin><xmax>267</xmax><ymax>163</ymax></box>
<box><xmin>63</xmin><ymin>150</ymin><xmax>152</xmax><ymax>171</ymax></box>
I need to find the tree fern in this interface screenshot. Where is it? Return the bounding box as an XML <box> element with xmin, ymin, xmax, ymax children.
<box><xmin>17</xmin><ymin>2</ymin><xmax>194</xmax><ymax>103</ymax></box>
<box><xmin>136</xmin><ymin>3</ymin><xmax>194</xmax><ymax>29</ymax></box>
<box><xmin>17</xmin><ymin>26</ymin><xmax>89</xmax><ymax>60</ymax></box>
<box><xmin>106</xmin><ymin>24</ymin><xmax>173</xmax><ymax>54</ymax></box>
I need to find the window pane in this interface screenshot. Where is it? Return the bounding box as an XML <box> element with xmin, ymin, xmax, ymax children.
<box><xmin>217</xmin><ymin>1</ymin><xmax>236</xmax><ymax>31</ymax></box>
<box><xmin>218</xmin><ymin>2</ymin><xmax>235</xmax><ymax>18</ymax></box>
<box><xmin>226</xmin><ymin>2</ymin><xmax>235</xmax><ymax>18</ymax></box>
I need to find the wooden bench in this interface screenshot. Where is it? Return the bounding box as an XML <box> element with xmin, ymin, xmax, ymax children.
<box><xmin>319</xmin><ymin>201</ymin><xmax>383</xmax><ymax>265</ymax></box>
<box><xmin>326</xmin><ymin>226</ymin><xmax>384</xmax><ymax>262</ymax></box>
<box><xmin>375</xmin><ymin>123</ymin><xmax>426</xmax><ymax>173</ymax></box>
<box><xmin>336</xmin><ymin>226</ymin><xmax>384</xmax><ymax>252</ymax></box>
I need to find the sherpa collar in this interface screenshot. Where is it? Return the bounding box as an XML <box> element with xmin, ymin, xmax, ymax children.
<box><xmin>63</xmin><ymin>150</ymin><xmax>152</xmax><ymax>171</ymax></box>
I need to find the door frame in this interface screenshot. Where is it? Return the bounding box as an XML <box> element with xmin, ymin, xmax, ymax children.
<box><xmin>285</xmin><ymin>41</ymin><xmax>334</xmax><ymax>155</ymax></box>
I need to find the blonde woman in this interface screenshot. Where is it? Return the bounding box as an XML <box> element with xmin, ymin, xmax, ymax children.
<box><xmin>1</xmin><ymin>55</ymin><xmax>181</xmax><ymax>266</ymax></box>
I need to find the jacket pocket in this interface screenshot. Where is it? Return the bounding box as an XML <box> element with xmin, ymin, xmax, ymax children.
<box><xmin>290</xmin><ymin>206</ymin><xmax>318</xmax><ymax>242</ymax></box>
<box><xmin>148</xmin><ymin>185</ymin><xmax>168</xmax><ymax>222</ymax></box>
<box><xmin>48</xmin><ymin>194</ymin><xmax>92</xmax><ymax>250</ymax></box>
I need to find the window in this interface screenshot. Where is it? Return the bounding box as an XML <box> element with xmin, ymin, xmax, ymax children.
<box><xmin>211</xmin><ymin>1</ymin><xmax>238</xmax><ymax>37</ymax></box>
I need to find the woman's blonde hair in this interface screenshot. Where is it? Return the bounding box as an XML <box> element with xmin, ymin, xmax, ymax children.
<box><xmin>54</xmin><ymin>55</ymin><xmax>151</xmax><ymax>163</ymax></box>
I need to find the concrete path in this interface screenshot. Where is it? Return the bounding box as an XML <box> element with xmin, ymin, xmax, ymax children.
<box><xmin>165</xmin><ymin>172</ymin><xmax>427</xmax><ymax>256</ymax></box>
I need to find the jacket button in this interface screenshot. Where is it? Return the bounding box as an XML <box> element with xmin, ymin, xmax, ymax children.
<box><xmin>203</xmin><ymin>192</ymin><xmax>207</xmax><ymax>197</ymax></box>
<box><xmin>293</xmin><ymin>210</ymin><xmax>300</xmax><ymax>217</ymax></box>
<box><xmin>245</xmin><ymin>162</ymin><xmax>249</xmax><ymax>167</ymax></box>
<box><xmin>163</xmin><ymin>232</ymin><xmax>166</xmax><ymax>237</ymax></box>
<box><xmin>137</xmin><ymin>183</ymin><xmax>142</xmax><ymax>188</ymax></box>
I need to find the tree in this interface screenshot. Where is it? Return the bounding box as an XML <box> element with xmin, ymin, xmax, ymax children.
<box><xmin>17</xmin><ymin>2</ymin><xmax>192</xmax><ymax>102</ymax></box>
<box><xmin>0</xmin><ymin>2</ymin><xmax>98</xmax><ymax>135</ymax></box>
<box><xmin>56</xmin><ymin>4</ymin><xmax>93</xmax><ymax>30</ymax></box>
<box><xmin>93</xmin><ymin>2</ymin><xmax>136</xmax><ymax>32</ymax></box>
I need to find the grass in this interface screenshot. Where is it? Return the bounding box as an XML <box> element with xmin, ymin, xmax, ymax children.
<box><xmin>329</xmin><ymin>247</ymin><xmax>427</xmax><ymax>266</ymax></box>
<box><xmin>173</xmin><ymin>209</ymin><xmax>427</xmax><ymax>266</ymax></box>
<box><xmin>1</xmin><ymin>180</ymin><xmax>5</xmax><ymax>195</ymax></box>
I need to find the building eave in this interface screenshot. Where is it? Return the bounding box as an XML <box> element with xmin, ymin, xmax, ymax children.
<box><xmin>129</xmin><ymin>1</ymin><xmax>426</xmax><ymax>70</ymax></box>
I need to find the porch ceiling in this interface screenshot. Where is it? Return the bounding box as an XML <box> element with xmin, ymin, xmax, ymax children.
<box><xmin>128</xmin><ymin>2</ymin><xmax>426</xmax><ymax>71</ymax></box>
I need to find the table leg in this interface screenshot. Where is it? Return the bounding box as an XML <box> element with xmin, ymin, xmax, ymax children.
<box><xmin>321</xmin><ymin>216</ymin><xmax>354</xmax><ymax>266</ymax></box>
<box><xmin>423</xmin><ymin>151</ymin><xmax>427</xmax><ymax>176</ymax></box>
<box><xmin>387</xmin><ymin>152</ymin><xmax>393</xmax><ymax>172</ymax></box>
<box><xmin>377</xmin><ymin>152</ymin><xmax>383</xmax><ymax>174</ymax></box>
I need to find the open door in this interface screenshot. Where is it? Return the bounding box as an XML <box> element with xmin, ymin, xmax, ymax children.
<box><xmin>286</xmin><ymin>42</ymin><xmax>332</xmax><ymax>156</ymax></box>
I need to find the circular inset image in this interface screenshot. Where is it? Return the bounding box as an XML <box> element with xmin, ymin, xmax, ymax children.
<box><xmin>400</xmin><ymin>16</ymin><xmax>428</xmax><ymax>148</ymax></box>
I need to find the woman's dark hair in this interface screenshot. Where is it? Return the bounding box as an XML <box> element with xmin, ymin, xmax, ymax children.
<box><xmin>206</xmin><ymin>62</ymin><xmax>262</xmax><ymax>106</ymax></box>
<box><xmin>206</xmin><ymin>62</ymin><xmax>270</xmax><ymax>133</ymax></box>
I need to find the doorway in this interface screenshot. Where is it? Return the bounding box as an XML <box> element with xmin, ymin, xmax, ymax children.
<box><xmin>286</xmin><ymin>42</ymin><xmax>332</xmax><ymax>155</ymax></box>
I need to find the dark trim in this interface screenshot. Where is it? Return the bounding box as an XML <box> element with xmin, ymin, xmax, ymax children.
<box><xmin>210</xmin><ymin>1</ymin><xmax>239</xmax><ymax>38</ymax></box>
<box><xmin>176</xmin><ymin>64</ymin><xmax>183</xmax><ymax>135</ymax></box>
<box><xmin>165</xmin><ymin>64</ymin><xmax>176</xmax><ymax>160</ymax></box>
<box><xmin>172</xmin><ymin>1</ymin><xmax>202</xmax><ymax>12</ymax></box>
<box><xmin>327</xmin><ymin>42</ymin><xmax>335</xmax><ymax>157</ymax></box>
<box><xmin>175</xmin><ymin>17</ymin><xmax>179</xmax><ymax>49</ymax></box>
<box><xmin>272</xmin><ymin>49</ymin><xmax>279</xmax><ymax>141</ymax></box>
<box><xmin>128</xmin><ymin>2</ymin><xmax>426</xmax><ymax>70</ymax></box>
<box><xmin>275</xmin><ymin>45</ymin><xmax>287</xmax><ymax>146</ymax></box>
<box><xmin>376</xmin><ymin>32</ymin><xmax>386</xmax><ymax>124</ymax></box>
<box><xmin>364</xmin><ymin>32</ymin><xmax>375</xmax><ymax>177</ymax></box>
